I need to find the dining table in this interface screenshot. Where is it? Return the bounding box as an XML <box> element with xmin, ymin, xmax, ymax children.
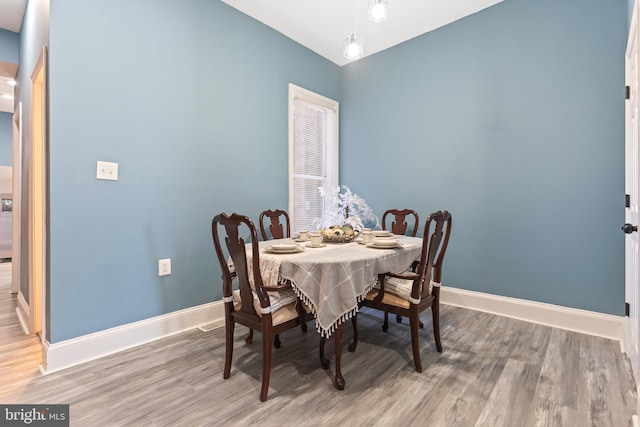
<box><xmin>248</xmin><ymin>233</ymin><xmax>424</xmax><ymax>390</ymax></box>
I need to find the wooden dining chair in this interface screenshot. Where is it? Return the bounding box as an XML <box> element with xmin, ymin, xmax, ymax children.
<box><xmin>381</xmin><ymin>208</ymin><xmax>420</xmax><ymax>324</ymax></box>
<box><xmin>259</xmin><ymin>209</ymin><xmax>291</xmax><ymax>241</ymax></box>
<box><xmin>381</xmin><ymin>208</ymin><xmax>419</xmax><ymax>237</ymax></box>
<box><xmin>252</xmin><ymin>208</ymin><xmax>307</xmax><ymax>345</ymax></box>
<box><xmin>352</xmin><ymin>210</ymin><xmax>452</xmax><ymax>372</ymax></box>
<box><xmin>212</xmin><ymin>212</ymin><xmax>309</xmax><ymax>401</ymax></box>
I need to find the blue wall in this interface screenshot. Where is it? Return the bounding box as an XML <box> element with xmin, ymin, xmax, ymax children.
<box><xmin>341</xmin><ymin>0</ymin><xmax>627</xmax><ymax>314</ymax></box>
<box><xmin>0</xmin><ymin>28</ymin><xmax>19</xmax><ymax>63</ymax></box>
<box><xmin>46</xmin><ymin>0</ymin><xmax>341</xmax><ymax>341</ymax></box>
<box><xmin>24</xmin><ymin>0</ymin><xmax>626</xmax><ymax>342</ymax></box>
<box><xmin>0</xmin><ymin>112</ymin><xmax>11</xmax><ymax>166</ymax></box>
<box><xmin>0</xmin><ymin>27</ymin><xmax>18</xmax><ymax>168</ymax></box>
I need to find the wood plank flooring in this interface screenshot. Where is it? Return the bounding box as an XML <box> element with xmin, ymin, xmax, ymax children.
<box><xmin>1</xmin><ymin>287</ymin><xmax>637</xmax><ymax>426</ymax></box>
<box><xmin>0</xmin><ymin>260</ymin><xmax>12</xmax><ymax>290</ymax></box>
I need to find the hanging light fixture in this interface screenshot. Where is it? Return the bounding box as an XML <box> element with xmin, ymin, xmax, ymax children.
<box><xmin>343</xmin><ymin>0</ymin><xmax>364</xmax><ymax>60</ymax></box>
<box><xmin>368</xmin><ymin>0</ymin><xmax>388</xmax><ymax>22</ymax></box>
<box><xmin>343</xmin><ymin>32</ymin><xmax>364</xmax><ymax>61</ymax></box>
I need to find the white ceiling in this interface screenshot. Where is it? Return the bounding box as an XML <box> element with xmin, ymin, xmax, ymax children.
<box><xmin>221</xmin><ymin>0</ymin><xmax>504</xmax><ymax>66</ymax></box>
<box><xmin>0</xmin><ymin>0</ymin><xmax>505</xmax><ymax>113</ymax></box>
<box><xmin>0</xmin><ymin>0</ymin><xmax>25</xmax><ymax>33</ymax></box>
<box><xmin>0</xmin><ymin>0</ymin><xmax>25</xmax><ymax>113</ymax></box>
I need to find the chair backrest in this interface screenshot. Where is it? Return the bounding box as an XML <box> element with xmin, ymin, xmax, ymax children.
<box><xmin>432</xmin><ymin>211</ymin><xmax>452</xmax><ymax>284</ymax></box>
<box><xmin>412</xmin><ymin>211</ymin><xmax>447</xmax><ymax>300</ymax></box>
<box><xmin>259</xmin><ymin>209</ymin><xmax>291</xmax><ymax>240</ymax></box>
<box><xmin>382</xmin><ymin>209</ymin><xmax>419</xmax><ymax>236</ymax></box>
<box><xmin>212</xmin><ymin>212</ymin><xmax>270</xmax><ymax>317</ymax></box>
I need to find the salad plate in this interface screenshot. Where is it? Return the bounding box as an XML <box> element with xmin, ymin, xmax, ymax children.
<box><xmin>306</xmin><ymin>243</ymin><xmax>327</xmax><ymax>248</ymax></box>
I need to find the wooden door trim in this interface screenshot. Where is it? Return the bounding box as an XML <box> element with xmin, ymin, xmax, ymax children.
<box><xmin>28</xmin><ymin>46</ymin><xmax>49</xmax><ymax>339</ymax></box>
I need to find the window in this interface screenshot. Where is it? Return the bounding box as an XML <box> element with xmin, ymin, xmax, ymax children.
<box><xmin>288</xmin><ymin>84</ymin><xmax>339</xmax><ymax>233</ymax></box>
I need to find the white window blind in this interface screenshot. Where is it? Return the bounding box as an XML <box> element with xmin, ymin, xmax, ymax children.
<box><xmin>288</xmin><ymin>84</ymin><xmax>339</xmax><ymax>233</ymax></box>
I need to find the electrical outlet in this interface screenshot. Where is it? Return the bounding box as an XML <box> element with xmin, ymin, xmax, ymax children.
<box><xmin>158</xmin><ymin>258</ymin><xmax>171</xmax><ymax>276</ymax></box>
<box><xmin>96</xmin><ymin>161</ymin><xmax>118</xmax><ymax>180</ymax></box>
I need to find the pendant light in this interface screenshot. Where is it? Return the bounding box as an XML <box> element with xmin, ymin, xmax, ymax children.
<box><xmin>343</xmin><ymin>0</ymin><xmax>364</xmax><ymax>61</ymax></box>
<box><xmin>368</xmin><ymin>0</ymin><xmax>388</xmax><ymax>22</ymax></box>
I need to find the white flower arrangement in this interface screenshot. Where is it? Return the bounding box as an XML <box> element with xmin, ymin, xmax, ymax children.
<box><xmin>313</xmin><ymin>185</ymin><xmax>380</xmax><ymax>231</ymax></box>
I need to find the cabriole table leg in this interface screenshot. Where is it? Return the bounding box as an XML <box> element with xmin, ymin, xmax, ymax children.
<box><xmin>333</xmin><ymin>323</ymin><xmax>345</xmax><ymax>390</ymax></box>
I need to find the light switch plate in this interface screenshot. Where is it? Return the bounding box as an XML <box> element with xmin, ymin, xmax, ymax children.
<box><xmin>97</xmin><ymin>161</ymin><xmax>118</xmax><ymax>180</ymax></box>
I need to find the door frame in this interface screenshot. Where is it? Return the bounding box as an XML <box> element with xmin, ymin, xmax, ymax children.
<box><xmin>28</xmin><ymin>46</ymin><xmax>48</xmax><ymax>339</ymax></box>
<box><xmin>11</xmin><ymin>101</ymin><xmax>21</xmax><ymax>294</ymax></box>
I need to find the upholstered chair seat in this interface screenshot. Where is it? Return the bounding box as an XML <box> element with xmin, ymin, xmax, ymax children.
<box><xmin>231</xmin><ymin>288</ymin><xmax>304</xmax><ymax>326</ymax></box>
<box><xmin>366</xmin><ymin>275</ymin><xmax>440</xmax><ymax>309</ymax></box>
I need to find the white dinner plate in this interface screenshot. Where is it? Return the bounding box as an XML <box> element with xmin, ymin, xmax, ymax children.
<box><xmin>374</xmin><ymin>237</ymin><xmax>399</xmax><ymax>245</ymax></box>
<box><xmin>265</xmin><ymin>244</ymin><xmax>305</xmax><ymax>254</ymax></box>
<box><xmin>372</xmin><ymin>230</ymin><xmax>393</xmax><ymax>237</ymax></box>
<box><xmin>366</xmin><ymin>241</ymin><xmax>401</xmax><ymax>249</ymax></box>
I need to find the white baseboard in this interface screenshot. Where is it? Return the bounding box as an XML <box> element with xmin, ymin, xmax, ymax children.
<box><xmin>38</xmin><ymin>288</ymin><xmax>625</xmax><ymax>375</ymax></box>
<box><xmin>40</xmin><ymin>300</ymin><xmax>225</xmax><ymax>375</ymax></box>
<box><xmin>441</xmin><ymin>286</ymin><xmax>624</xmax><ymax>343</ymax></box>
<box><xmin>16</xmin><ymin>291</ymin><xmax>30</xmax><ymax>334</ymax></box>
<box><xmin>15</xmin><ymin>307</ymin><xmax>29</xmax><ymax>335</ymax></box>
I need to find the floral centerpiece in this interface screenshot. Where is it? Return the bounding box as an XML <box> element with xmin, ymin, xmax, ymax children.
<box><xmin>313</xmin><ymin>186</ymin><xmax>380</xmax><ymax>242</ymax></box>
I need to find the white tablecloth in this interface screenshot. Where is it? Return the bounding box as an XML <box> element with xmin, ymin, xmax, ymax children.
<box><xmin>250</xmin><ymin>236</ymin><xmax>423</xmax><ymax>338</ymax></box>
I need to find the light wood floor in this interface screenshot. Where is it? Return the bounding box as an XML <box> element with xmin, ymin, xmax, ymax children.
<box><xmin>1</xmin><ymin>286</ymin><xmax>637</xmax><ymax>427</ymax></box>
<box><xmin>0</xmin><ymin>260</ymin><xmax>12</xmax><ymax>290</ymax></box>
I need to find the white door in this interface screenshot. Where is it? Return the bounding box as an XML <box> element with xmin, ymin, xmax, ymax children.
<box><xmin>625</xmin><ymin>0</ymin><xmax>640</xmax><ymax>413</ymax></box>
